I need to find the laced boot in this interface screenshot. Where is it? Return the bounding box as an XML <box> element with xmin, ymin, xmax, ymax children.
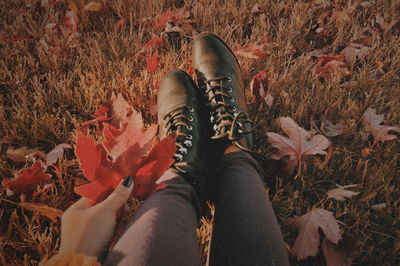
<box><xmin>192</xmin><ymin>33</ymin><xmax>255</xmax><ymax>155</ymax></box>
<box><xmin>158</xmin><ymin>70</ymin><xmax>211</xmax><ymax>191</ymax></box>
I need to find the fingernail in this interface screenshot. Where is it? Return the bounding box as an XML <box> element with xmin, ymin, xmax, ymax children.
<box><xmin>122</xmin><ymin>176</ymin><xmax>132</xmax><ymax>187</ymax></box>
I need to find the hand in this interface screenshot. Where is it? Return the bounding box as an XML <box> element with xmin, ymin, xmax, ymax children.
<box><xmin>57</xmin><ymin>176</ymin><xmax>134</xmax><ymax>258</ymax></box>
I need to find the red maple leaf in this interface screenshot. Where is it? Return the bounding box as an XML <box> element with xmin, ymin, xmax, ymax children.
<box><xmin>62</xmin><ymin>10</ymin><xmax>78</xmax><ymax>33</ymax></box>
<box><xmin>146</xmin><ymin>51</ymin><xmax>159</xmax><ymax>73</ymax></box>
<box><xmin>249</xmin><ymin>70</ymin><xmax>273</xmax><ymax>107</ymax></box>
<box><xmin>144</xmin><ymin>36</ymin><xmax>164</xmax><ymax>49</ymax></box>
<box><xmin>75</xmin><ymin>127</ymin><xmax>175</xmax><ymax>203</ymax></box>
<box><xmin>153</xmin><ymin>8</ymin><xmax>172</xmax><ymax>30</ymax></box>
<box><xmin>2</xmin><ymin>161</ymin><xmax>51</xmax><ymax>196</ymax></box>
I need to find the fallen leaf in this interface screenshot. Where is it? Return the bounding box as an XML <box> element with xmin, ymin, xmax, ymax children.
<box><xmin>6</xmin><ymin>147</ymin><xmax>44</xmax><ymax>163</ymax></box>
<box><xmin>266</xmin><ymin>117</ymin><xmax>330</xmax><ymax>175</ymax></box>
<box><xmin>289</xmin><ymin>208</ymin><xmax>341</xmax><ymax>260</ymax></box>
<box><xmin>144</xmin><ymin>36</ymin><xmax>164</xmax><ymax>49</ymax></box>
<box><xmin>2</xmin><ymin>162</ymin><xmax>51</xmax><ymax>196</ymax></box>
<box><xmin>117</xmin><ymin>18</ymin><xmax>126</xmax><ymax>29</ymax></box>
<box><xmin>371</xmin><ymin>202</ymin><xmax>386</xmax><ymax>211</ymax></box>
<box><xmin>84</xmin><ymin>1</ymin><xmax>102</xmax><ymax>11</ymax></box>
<box><xmin>322</xmin><ymin>233</ymin><xmax>360</xmax><ymax>266</ymax></box>
<box><xmin>153</xmin><ymin>8</ymin><xmax>172</xmax><ymax>31</ymax></box>
<box><xmin>332</xmin><ymin>9</ymin><xmax>351</xmax><ymax>31</ymax></box>
<box><xmin>62</xmin><ymin>10</ymin><xmax>78</xmax><ymax>33</ymax></box>
<box><xmin>146</xmin><ymin>51</ymin><xmax>159</xmax><ymax>73</ymax></box>
<box><xmin>251</xmin><ymin>3</ymin><xmax>267</xmax><ymax>15</ymax></box>
<box><xmin>19</xmin><ymin>202</ymin><xmax>63</xmax><ymax>222</ymax></box>
<box><xmin>311</xmin><ymin>54</ymin><xmax>350</xmax><ymax>80</ymax></box>
<box><xmin>362</xmin><ymin>107</ymin><xmax>400</xmax><ymax>143</ymax></box>
<box><xmin>46</xmin><ymin>144</ymin><xmax>72</xmax><ymax>166</ymax></box>
<box><xmin>321</xmin><ymin>117</ymin><xmax>344</xmax><ymax>137</ymax></box>
<box><xmin>342</xmin><ymin>43</ymin><xmax>372</xmax><ymax>64</ymax></box>
<box><xmin>327</xmin><ymin>184</ymin><xmax>360</xmax><ymax>201</ymax></box>
<box><xmin>234</xmin><ymin>41</ymin><xmax>275</xmax><ymax>59</ymax></box>
<box><xmin>249</xmin><ymin>70</ymin><xmax>270</xmax><ymax>104</ymax></box>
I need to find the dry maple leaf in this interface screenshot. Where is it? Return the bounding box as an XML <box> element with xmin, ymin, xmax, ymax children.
<box><xmin>289</xmin><ymin>208</ymin><xmax>341</xmax><ymax>260</ymax></box>
<box><xmin>322</xmin><ymin>233</ymin><xmax>360</xmax><ymax>266</ymax></box>
<box><xmin>362</xmin><ymin>107</ymin><xmax>400</xmax><ymax>143</ymax></box>
<box><xmin>321</xmin><ymin>117</ymin><xmax>344</xmax><ymax>137</ymax></box>
<box><xmin>248</xmin><ymin>70</ymin><xmax>273</xmax><ymax>107</ymax></box>
<box><xmin>83</xmin><ymin>1</ymin><xmax>102</xmax><ymax>11</ymax></box>
<box><xmin>234</xmin><ymin>41</ymin><xmax>275</xmax><ymax>59</ymax></box>
<box><xmin>311</xmin><ymin>54</ymin><xmax>350</xmax><ymax>80</ymax></box>
<box><xmin>82</xmin><ymin>93</ymin><xmax>140</xmax><ymax>129</ymax></box>
<box><xmin>266</xmin><ymin>117</ymin><xmax>330</xmax><ymax>175</ymax></box>
<box><xmin>342</xmin><ymin>43</ymin><xmax>372</xmax><ymax>64</ymax></box>
<box><xmin>153</xmin><ymin>8</ymin><xmax>172</xmax><ymax>31</ymax></box>
<box><xmin>144</xmin><ymin>36</ymin><xmax>164</xmax><ymax>49</ymax></box>
<box><xmin>62</xmin><ymin>10</ymin><xmax>78</xmax><ymax>33</ymax></box>
<box><xmin>46</xmin><ymin>143</ymin><xmax>72</xmax><ymax>166</ymax></box>
<box><xmin>327</xmin><ymin>184</ymin><xmax>360</xmax><ymax>201</ymax></box>
<box><xmin>146</xmin><ymin>51</ymin><xmax>159</xmax><ymax>73</ymax></box>
<box><xmin>6</xmin><ymin>147</ymin><xmax>45</xmax><ymax>163</ymax></box>
<box><xmin>2</xmin><ymin>161</ymin><xmax>51</xmax><ymax>196</ymax></box>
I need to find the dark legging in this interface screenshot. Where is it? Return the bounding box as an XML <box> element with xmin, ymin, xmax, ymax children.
<box><xmin>104</xmin><ymin>151</ymin><xmax>289</xmax><ymax>266</ymax></box>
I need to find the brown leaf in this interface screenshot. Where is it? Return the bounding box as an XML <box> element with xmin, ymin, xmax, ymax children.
<box><xmin>46</xmin><ymin>143</ymin><xmax>72</xmax><ymax>166</ymax></box>
<box><xmin>289</xmin><ymin>208</ymin><xmax>341</xmax><ymax>260</ymax></box>
<box><xmin>19</xmin><ymin>202</ymin><xmax>63</xmax><ymax>222</ymax></box>
<box><xmin>6</xmin><ymin>147</ymin><xmax>44</xmax><ymax>163</ymax></box>
<box><xmin>327</xmin><ymin>184</ymin><xmax>360</xmax><ymax>201</ymax></box>
<box><xmin>342</xmin><ymin>43</ymin><xmax>372</xmax><ymax>64</ymax></box>
<box><xmin>321</xmin><ymin>117</ymin><xmax>344</xmax><ymax>137</ymax></box>
<box><xmin>362</xmin><ymin>107</ymin><xmax>400</xmax><ymax>143</ymax></box>
<box><xmin>322</xmin><ymin>233</ymin><xmax>360</xmax><ymax>266</ymax></box>
<box><xmin>266</xmin><ymin>117</ymin><xmax>330</xmax><ymax>175</ymax></box>
<box><xmin>234</xmin><ymin>41</ymin><xmax>276</xmax><ymax>60</ymax></box>
<box><xmin>84</xmin><ymin>1</ymin><xmax>102</xmax><ymax>11</ymax></box>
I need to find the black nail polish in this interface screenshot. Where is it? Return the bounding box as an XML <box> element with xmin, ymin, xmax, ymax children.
<box><xmin>122</xmin><ymin>176</ymin><xmax>132</xmax><ymax>187</ymax></box>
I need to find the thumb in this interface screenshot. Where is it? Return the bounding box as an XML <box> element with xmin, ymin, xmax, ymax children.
<box><xmin>98</xmin><ymin>176</ymin><xmax>134</xmax><ymax>213</ymax></box>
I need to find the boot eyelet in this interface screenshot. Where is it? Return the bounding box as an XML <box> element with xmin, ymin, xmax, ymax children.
<box><xmin>230</xmin><ymin>98</ymin><xmax>235</xmax><ymax>102</ymax></box>
<box><xmin>187</xmin><ymin>134</ymin><xmax>192</xmax><ymax>139</ymax></box>
<box><xmin>232</xmin><ymin>107</ymin><xmax>237</xmax><ymax>111</ymax></box>
<box><xmin>184</xmin><ymin>140</ymin><xmax>192</xmax><ymax>147</ymax></box>
<box><xmin>227</xmin><ymin>77</ymin><xmax>232</xmax><ymax>82</ymax></box>
<box><xmin>187</xmin><ymin>125</ymin><xmax>193</xmax><ymax>130</ymax></box>
<box><xmin>179</xmin><ymin>148</ymin><xmax>188</xmax><ymax>154</ymax></box>
<box><xmin>188</xmin><ymin>107</ymin><xmax>194</xmax><ymax>112</ymax></box>
<box><xmin>188</xmin><ymin>116</ymin><xmax>193</xmax><ymax>121</ymax></box>
<box><xmin>228</xmin><ymin>87</ymin><xmax>233</xmax><ymax>92</ymax></box>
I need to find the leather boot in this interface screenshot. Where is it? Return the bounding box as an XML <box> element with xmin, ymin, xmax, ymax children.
<box><xmin>158</xmin><ymin>70</ymin><xmax>210</xmax><ymax>190</ymax></box>
<box><xmin>192</xmin><ymin>33</ymin><xmax>255</xmax><ymax>154</ymax></box>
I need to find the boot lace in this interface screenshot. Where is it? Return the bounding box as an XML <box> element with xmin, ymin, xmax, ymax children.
<box><xmin>203</xmin><ymin>76</ymin><xmax>255</xmax><ymax>153</ymax></box>
<box><xmin>163</xmin><ymin>104</ymin><xmax>194</xmax><ymax>173</ymax></box>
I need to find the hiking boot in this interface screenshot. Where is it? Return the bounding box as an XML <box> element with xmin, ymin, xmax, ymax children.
<box><xmin>192</xmin><ymin>33</ymin><xmax>255</xmax><ymax>154</ymax></box>
<box><xmin>158</xmin><ymin>70</ymin><xmax>210</xmax><ymax>188</ymax></box>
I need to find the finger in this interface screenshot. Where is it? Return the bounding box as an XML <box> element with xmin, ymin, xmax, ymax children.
<box><xmin>69</xmin><ymin>197</ymin><xmax>95</xmax><ymax>210</ymax></box>
<box><xmin>97</xmin><ymin>176</ymin><xmax>133</xmax><ymax>213</ymax></box>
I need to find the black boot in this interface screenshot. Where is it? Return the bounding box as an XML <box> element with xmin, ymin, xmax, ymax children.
<box><xmin>192</xmin><ymin>33</ymin><xmax>255</xmax><ymax>154</ymax></box>
<box><xmin>158</xmin><ymin>70</ymin><xmax>211</xmax><ymax>192</ymax></box>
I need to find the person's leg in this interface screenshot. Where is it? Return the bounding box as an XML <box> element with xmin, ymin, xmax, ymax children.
<box><xmin>104</xmin><ymin>170</ymin><xmax>202</xmax><ymax>266</ymax></box>
<box><xmin>208</xmin><ymin>149</ymin><xmax>289</xmax><ymax>266</ymax></box>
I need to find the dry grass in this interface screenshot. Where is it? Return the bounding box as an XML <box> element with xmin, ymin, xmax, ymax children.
<box><xmin>1</xmin><ymin>0</ymin><xmax>399</xmax><ymax>265</ymax></box>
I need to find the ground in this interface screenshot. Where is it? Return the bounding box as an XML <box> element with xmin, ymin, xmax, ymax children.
<box><xmin>1</xmin><ymin>0</ymin><xmax>399</xmax><ymax>265</ymax></box>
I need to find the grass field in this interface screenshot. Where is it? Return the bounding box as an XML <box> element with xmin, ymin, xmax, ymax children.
<box><xmin>1</xmin><ymin>0</ymin><xmax>399</xmax><ymax>265</ymax></box>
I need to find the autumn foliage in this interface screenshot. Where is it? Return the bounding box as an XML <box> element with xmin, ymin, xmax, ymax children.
<box><xmin>1</xmin><ymin>0</ymin><xmax>399</xmax><ymax>265</ymax></box>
